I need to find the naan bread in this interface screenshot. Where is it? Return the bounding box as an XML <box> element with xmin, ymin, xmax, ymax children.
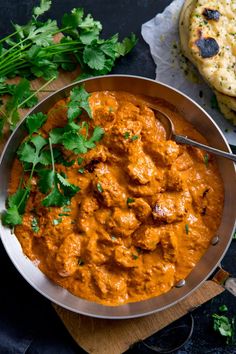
<box><xmin>215</xmin><ymin>90</ymin><xmax>236</xmax><ymax>111</ymax></box>
<box><xmin>217</xmin><ymin>100</ymin><xmax>236</xmax><ymax>125</ymax></box>
<box><xmin>188</xmin><ymin>0</ymin><xmax>236</xmax><ymax>96</ymax></box>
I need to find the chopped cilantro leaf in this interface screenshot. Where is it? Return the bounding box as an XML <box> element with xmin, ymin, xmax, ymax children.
<box><xmin>127</xmin><ymin>197</ymin><xmax>135</xmax><ymax>204</ymax></box>
<box><xmin>97</xmin><ymin>183</ymin><xmax>103</xmax><ymax>193</ymax></box>
<box><xmin>53</xmin><ymin>217</ymin><xmax>62</xmax><ymax>226</ymax></box>
<box><xmin>219</xmin><ymin>305</ymin><xmax>228</xmax><ymax>312</ymax></box>
<box><xmin>131</xmin><ymin>135</ymin><xmax>139</xmax><ymax>141</ymax></box>
<box><xmin>78</xmin><ymin>157</ymin><xmax>84</xmax><ymax>165</ymax></box>
<box><xmin>78</xmin><ymin>167</ymin><xmax>85</xmax><ymax>174</ymax></box>
<box><xmin>212</xmin><ymin>314</ymin><xmax>235</xmax><ymax>344</ymax></box>
<box><xmin>204</xmin><ymin>154</ymin><xmax>209</xmax><ymax>167</ymax></box>
<box><xmin>185</xmin><ymin>224</ymin><xmax>189</xmax><ymax>235</ymax></box>
<box><xmin>132</xmin><ymin>254</ymin><xmax>139</xmax><ymax>260</ymax></box>
<box><xmin>124</xmin><ymin>132</ymin><xmax>130</xmax><ymax>139</ymax></box>
<box><xmin>31</xmin><ymin>217</ymin><xmax>40</xmax><ymax>233</ymax></box>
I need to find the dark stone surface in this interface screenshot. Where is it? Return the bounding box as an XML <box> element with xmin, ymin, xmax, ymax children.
<box><xmin>0</xmin><ymin>1</ymin><xmax>235</xmax><ymax>353</ymax></box>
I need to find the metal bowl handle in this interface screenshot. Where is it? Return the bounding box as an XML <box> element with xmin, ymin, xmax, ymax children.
<box><xmin>212</xmin><ymin>267</ymin><xmax>236</xmax><ymax>296</ymax></box>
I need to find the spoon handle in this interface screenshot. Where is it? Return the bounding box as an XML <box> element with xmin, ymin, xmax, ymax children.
<box><xmin>174</xmin><ymin>134</ymin><xmax>236</xmax><ymax>162</ymax></box>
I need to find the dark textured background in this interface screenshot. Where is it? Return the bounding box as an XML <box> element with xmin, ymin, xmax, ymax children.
<box><xmin>0</xmin><ymin>1</ymin><xmax>235</xmax><ymax>353</ymax></box>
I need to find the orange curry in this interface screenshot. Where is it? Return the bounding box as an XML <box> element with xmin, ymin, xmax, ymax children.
<box><xmin>10</xmin><ymin>91</ymin><xmax>224</xmax><ymax>305</ymax></box>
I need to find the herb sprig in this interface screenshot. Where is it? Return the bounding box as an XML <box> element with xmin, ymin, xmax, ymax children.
<box><xmin>0</xmin><ymin>0</ymin><xmax>137</xmax><ymax>137</ymax></box>
<box><xmin>1</xmin><ymin>84</ymin><xmax>104</xmax><ymax>227</ymax></box>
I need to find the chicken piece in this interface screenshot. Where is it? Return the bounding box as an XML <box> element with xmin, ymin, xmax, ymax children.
<box><xmin>165</xmin><ymin>168</ymin><xmax>184</xmax><ymax>192</ymax></box>
<box><xmin>152</xmin><ymin>191</ymin><xmax>191</xmax><ymax>224</ymax></box>
<box><xmin>133</xmin><ymin>225</ymin><xmax>162</xmax><ymax>251</ymax></box>
<box><xmin>107</xmin><ymin>208</ymin><xmax>140</xmax><ymax>237</ymax></box>
<box><xmin>138</xmin><ymin>104</ymin><xmax>166</xmax><ymax>143</ymax></box>
<box><xmin>130</xmin><ymin>198</ymin><xmax>151</xmax><ymax>221</ymax></box>
<box><xmin>127</xmin><ymin>145</ymin><xmax>156</xmax><ymax>184</ymax></box>
<box><xmin>161</xmin><ymin>231</ymin><xmax>178</xmax><ymax>262</ymax></box>
<box><xmin>84</xmin><ymin>236</ymin><xmax>108</xmax><ymax>265</ymax></box>
<box><xmin>83</xmin><ymin>145</ymin><xmax>109</xmax><ymax>172</ymax></box>
<box><xmin>173</xmin><ymin>150</ymin><xmax>194</xmax><ymax>171</ymax></box>
<box><xmin>89</xmin><ymin>91</ymin><xmax>118</xmax><ymax>130</ymax></box>
<box><xmin>128</xmin><ymin>178</ymin><xmax>163</xmax><ymax>197</ymax></box>
<box><xmin>55</xmin><ymin>233</ymin><xmax>81</xmax><ymax>277</ymax></box>
<box><xmin>77</xmin><ymin>195</ymin><xmax>99</xmax><ymax>233</ymax></box>
<box><xmin>117</xmin><ymin>101</ymin><xmax>140</xmax><ymax>121</ymax></box>
<box><xmin>113</xmin><ymin>246</ymin><xmax>141</xmax><ymax>268</ymax></box>
<box><xmin>145</xmin><ymin>140</ymin><xmax>180</xmax><ymax>166</ymax></box>
<box><xmin>189</xmin><ymin>184</ymin><xmax>210</xmax><ymax>215</ymax></box>
<box><xmin>104</xmin><ymin>118</ymin><xmax>142</xmax><ymax>153</ymax></box>
<box><xmin>93</xmin><ymin>163</ymin><xmax>126</xmax><ymax>207</ymax></box>
<box><xmin>92</xmin><ymin>265</ymin><xmax>127</xmax><ymax>298</ymax></box>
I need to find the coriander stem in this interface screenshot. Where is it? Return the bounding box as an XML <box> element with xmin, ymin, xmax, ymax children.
<box><xmin>0</xmin><ymin>29</ymin><xmax>19</xmax><ymax>45</ymax></box>
<box><xmin>18</xmin><ymin>76</ymin><xmax>56</xmax><ymax>109</ymax></box>
<box><xmin>49</xmin><ymin>137</ymin><xmax>55</xmax><ymax>174</ymax></box>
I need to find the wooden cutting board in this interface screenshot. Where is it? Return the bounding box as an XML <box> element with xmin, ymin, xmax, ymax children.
<box><xmin>53</xmin><ymin>280</ymin><xmax>224</xmax><ymax>354</ymax></box>
<box><xmin>1</xmin><ymin>70</ymin><xmax>224</xmax><ymax>354</ymax></box>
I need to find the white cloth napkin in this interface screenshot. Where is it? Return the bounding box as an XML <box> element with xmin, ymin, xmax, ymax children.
<box><xmin>141</xmin><ymin>0</ymin><xmax>236</xmax><ymax>146</ymax></box>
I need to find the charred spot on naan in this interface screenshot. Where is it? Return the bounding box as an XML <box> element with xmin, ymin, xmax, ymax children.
<box><xmin>195</xmin><ymin>37</ymin><xmax>220</xmax><ymax>58</ymax></box>
<box><xmin>202</xmin><ymin>8</ymin><xmax>220</xmax><ymax>21</ymax></box>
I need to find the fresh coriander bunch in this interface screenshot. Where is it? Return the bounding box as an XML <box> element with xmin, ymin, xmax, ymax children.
<box><xmin>0</xmin><ymin>0</ymin><xmax>137</xmax><ymax>137</ymax></box>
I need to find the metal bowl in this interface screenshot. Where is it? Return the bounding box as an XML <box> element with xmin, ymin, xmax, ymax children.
<box><xmin>0</xmin><ymin>75</ymin><xmax>235</xmax><ymax>319</ymax></box>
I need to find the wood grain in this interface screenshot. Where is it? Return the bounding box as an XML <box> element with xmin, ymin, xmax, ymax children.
<box><xmin>53</xmin><ymin>281</ymin><xmax>224</xmax><ymax>354</ymax></box>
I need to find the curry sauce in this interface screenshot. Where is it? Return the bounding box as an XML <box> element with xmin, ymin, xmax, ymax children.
<box><xmin>10</xmin><ymin>91</ymin><xmax>224</xmax><ymax>305</ymax></box>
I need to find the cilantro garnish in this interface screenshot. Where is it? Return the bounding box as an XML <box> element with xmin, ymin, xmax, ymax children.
<box><xmin>185</xmin><ymin>224</ymin><xmax>189</xmax><ymax>235</ymax></box>
<box><xmin>97</xmin><ymin>183</ymin><xmax>103</xmax><ymax>193</ymax></box>
<box><xmin>219</xmin><ymin>305</ymin><xmax>228</xmax><ymax>312</ymax></box>
<box><xmin>124</xmin><ymin>132</ymin><xmax>130</xmax><ymax>139</ymax></box>
<box><xmin>78</xmin><ymin>157</ymin><xmax>84</xmax><ymax>165</ymax></box>
<box><xmin>31</xmin><ymin>217</ymin><xmax>40</xmax><ymax>233</ymax></box>
<box><xmin>131</xmin><ymin>135</ymin><xmax>139</xmax><ymax>141</ymax></box>
<box><xmin>0</xmin><ymin>2</ymin><xmax>137</xmax><ymax>137</ymax></box>
<box><xmin>204</xmin><ymin>154</ymin><xmax>209</xmax><ymax>167</ymax></box>
<box><xmin>132</xmin><ymin>254</ymin><xmax>139</xmax><ymax>260</ymax></box>
<box><xmin>78</xmin><ymin>168</ymin><xmax>85</xmax><ymax>174</ymax></box>
<box><xmin>212</xmin><ymin>313</ymin><xmax>235</xmax><ymax>344</ymax></box>
<box><xmin>68</xmin><ymin>85</ymin><xmax>92</xmax><ymax>120</ymax></box>
<box><xmin>53</xmin><ymin>217</ymin><xmax>62</xmax><ymax>226</ymax></box>
<box><xmin>78</xmin><ymin>258</ymin><xmax>85</xmax><ymax>266</ymax></box>
<box><xmin>127</xmin><ymin>197</ymin><xmax>135</xmax><ymax>204</ymax></box>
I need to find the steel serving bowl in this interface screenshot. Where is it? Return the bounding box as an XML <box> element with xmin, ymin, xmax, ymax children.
<box><xmin>0</xmin><ymin>75</ymin><xmax>235</xmax><ymax>319</ymax></box>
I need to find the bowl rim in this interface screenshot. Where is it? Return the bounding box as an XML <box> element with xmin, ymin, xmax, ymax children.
<box><xmin>0</xmin><ymin>74</ymin><xmax>235</xmax><ymax>319</ymax></box>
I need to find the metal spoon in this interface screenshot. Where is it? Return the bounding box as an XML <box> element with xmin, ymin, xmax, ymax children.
<box><xmin>145</xmin><ymin>102</ymin><xmax>236</xmax><ymax>163</ymax></box>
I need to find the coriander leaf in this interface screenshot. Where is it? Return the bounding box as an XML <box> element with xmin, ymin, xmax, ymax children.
<box><xmin>42</xmin><ymin>186</ymin><xmax>68</xmax><ymax>207</ymax></box>
<box><xmin>33</xmin><ymin>0</ymin><xmax>52</xmax><ymax>18</ymax></box>
<box><xmin>212</xmin><ymin>314</ymin><xmax>235</xmax><ymax>344</ymax></box>
<box><xmin>219</xmin><ymin>305</ymin><xmax>228</xmax><ymax>312</ymax></box>
<box><xmin>79</xmin><ymin>14</ymin><xmax>102</xmax><ymax>45</ymax></box>
<box><xmin>25</xmin><ymin>112</ymin><xmax>47</xmax><ymax>135</ymax></box>
<box><xmin>83</xmin><ymin>46</ymin><xmax>105</xmax><ymax>71</ymax></box>
<box><xmin>1</xmin><ymin>205</ymin><xmax>22</xmax><ymax>226</ymax></box>
<box><xmin>31</xmin><ymin>217</ymin><xmax>40</xmax><ymax>233</ymax></box>
<box><xmin>62</xmin><ymin>131</ymin><xmax>87</xmax><ymax>153</ymax></box>
<box><xmin>185</xmin><ymin>224</ymin><xmax>189</xmax><ymax>235</ymax></box>
<box><xmin>8</xmin><ymin>188</ymin><xmax>30</xmax><ymax>215</ymax></box>
<box><xmin>53</xmin><ymin>217</ymin><xmax>62</xmax><ymax>225</ymax></box>
<box><xmin>56</xmin><ymin>173</ymin><xmax>80</xmax><ymax>197</ymax></box>
<box><xmin>97</xmin><ymin>182</ymin><xmax>103</xmax><ymax>193</ymax></box>
<box><xmin>6</xmin><ymin>79</ymin><xmax>30</xmax><ymax>126</ymax></box>
<box><xmin>68</xmin><ymin>85</ymin><xmax>92</xmax><ymax>120</ymax></box>
<box><xmin>17</xmin><ymin>135</ymin><xmax>47</xmax><ymax>167</ymax></box>
<box><xmin>85</xmin><ymin>126</ymin><xmax>104</xmax><ymax>148</ymax></box>
<box><xmin>49</xmin><ymin>127</ymin><xmax>66</xmax><ymax>144</ymax></box>
<box><xmin>62</xmin><ymin>8</ymin><xmax>84</xmax><ymax>30</ymax></box>
<box><xmin>127</xmin><ymin>197</ymin><xmax>134</xmax><ymax>204</ymax></box>
<box><xmin>38</xmin><ymin>169</ymin><xmax>54</xmax><ymax>193</ymax></box>
<box><xmin>116</xmin><ymin>33</ymin><xmax>138</xmax><ymax>56</ymax></box>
